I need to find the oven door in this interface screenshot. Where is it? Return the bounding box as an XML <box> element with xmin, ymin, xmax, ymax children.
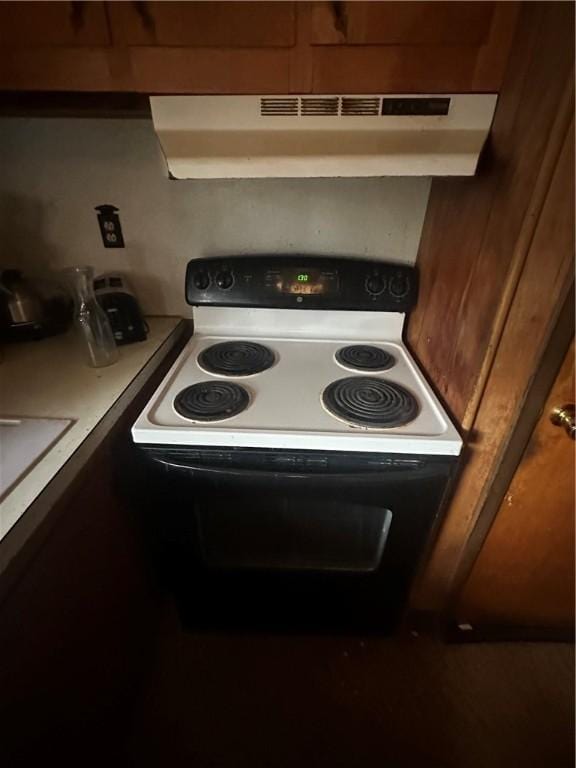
<box><xmin>138</xmin><ymin>446</ymin><xmax>456</xmax><ymax>631</ymax></box>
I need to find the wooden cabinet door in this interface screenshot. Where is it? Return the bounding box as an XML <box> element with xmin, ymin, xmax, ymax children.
<box><xmin>108</xmin><ymin>1</ymin><xmax>296</xmax><ymax>48</ymax></box>
<box><xmin>454</xmin><ymin>340</ymin><xmax>575</xmax><ymax>635</ymax></box>
<box><xmin>310</xmin><ymin>1</ymin><xmax>494</xmax><ymax>46</ymax></box>
<box><xmin>106</xmin><ymin>1</ymin><xmax>300</xmax><ymax>94</ymax></box>
<box><xmin>0</xmin><ymin>0</ymin><xmax>519</xmax><ymax>94</ymax></box>
<box><xmin>0</xmin><ymin>1</ymin><xmax>299</xmax><ymax>93</ymax></box>
<box><xmin>308</xmin><ymin>1</ymin><xmax>519</xmax><ymax>93</ymax></box>
<box><xmin>0</xmin><ymin>1</ymin><xmax>111</xmax><ymax>47</ymax></box>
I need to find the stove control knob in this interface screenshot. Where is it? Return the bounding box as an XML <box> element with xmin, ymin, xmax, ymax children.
<box><xmin>216</xmin><ymin>270</ymin><xmax>234</xmax><ymax>290</ymax></box>
<box><xmin>389</xmin><ymin>274</ymin><xmax>410</xmax><ymax>299</ymax></box>
<box><xmin>193</xmin><ymin>270</ymin><xmax>210</xmax><ymax>291</ymax></box>
<box><xmin>365</xmin><ymin>274</ymin><xmax>385</xmax><ymax>296</ymax></box>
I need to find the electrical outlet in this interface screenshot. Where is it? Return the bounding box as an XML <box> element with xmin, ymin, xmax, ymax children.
<box><xmin>95</xmin><ymin>204</ymin><xmax>125</xmax><ymax>248</ymax></box>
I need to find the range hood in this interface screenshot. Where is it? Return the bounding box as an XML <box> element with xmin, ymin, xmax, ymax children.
<box><xmin>150</xmin><ymin>94</ymin><xmax>497</xmax><ymax>179</ymax></box>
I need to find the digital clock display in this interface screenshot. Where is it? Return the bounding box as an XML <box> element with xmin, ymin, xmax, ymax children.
<box><xmin>277</xmin><ymin>268</ymin><xmax>337</xmax><ymax>296</ymax></box>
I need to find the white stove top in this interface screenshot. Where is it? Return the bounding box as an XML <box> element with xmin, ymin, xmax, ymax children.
<box><xmin>132</xmin><ymin>308</ymin><xmax>462</xmax><ymax>456</ymax></box>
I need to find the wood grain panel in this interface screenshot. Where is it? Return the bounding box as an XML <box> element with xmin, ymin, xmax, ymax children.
<box><xmin>310</xmin><ymin>2</ymin><xmax>518</xmax><ymax>93</ymax></box>
<box><xmin>0</xmin><ymin>45</ymin><xmax>303</xmax><ymax>95</ymax></box>
<box><xmin>456</xmin><ymin>340</ymin><xmax>575</xmax><ymax>630</ymax></box>
<box><xmin>0</xmin><ymin>47</ymin><xmax>131</xmax><ymax>91</ymax></box>
<box><xmin>409</xmin><ymin>2</ymin><xmax>575</xmax><ymax>615</ymax></box>
<box><xmin>0</xmin><ymin>1</ymin><xmax>517</xmax><ymax>94</ymax></box>
<box><xmin>128</xmin><ymin>48</ymin><xmax>300</xmax><ymax>94</ymax></box>
<box><xmin>108</xmin><ymin>1</ymin><xmax>296</xmax><ymax>48</ymax></box>
<box><xmin>311</xmin><ymin>1</ymin><xmax>495</xmax><ymax>46</ymax></box>
<box><xmin>311</xmin><ymin>45</ymin><xmax>480</xmax><ymax>94</ymax></box>
<box><xmin>0</xmin><ymin>1</ymin><xmax>111</xmax><ymax>47</ymax></box>
<box><xmin>413</xmin><ymin>111</ymin><xmax>575</xmax><ymax>615</ymax></box>
<box><xmin>472</xmin><ymin>2</ymin><xmax>521</xmax><ymax>91</ymax></box>
<box><xmin>407</xmin><ymin>1</ymin><xmax>575</xmax><ymax>425</ymax></box>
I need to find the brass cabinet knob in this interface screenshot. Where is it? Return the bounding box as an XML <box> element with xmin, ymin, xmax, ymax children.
<box><xmin>550</xmin><ymin>404</ymin><xmax>576</xmax><ymax>439</ymax></box>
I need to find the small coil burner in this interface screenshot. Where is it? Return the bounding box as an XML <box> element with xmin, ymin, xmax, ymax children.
<box><xmin>198</xmin><ymin>341</ymin><xmax>275</xmax><ymax>377</ymax></box>
<box><xmin>174</xmin><ymin>381</ymin><xmax>249</xmax><ymax>422</ymax></box>
<box><xmin>322</xmin><ymin>376</ymin><xmax>419</xmax><ymax>428</ymax></box>
<box><xmin>335</xmin><ymin>344</ymin><xmax>396</xmax><ymax>372</ymax></box>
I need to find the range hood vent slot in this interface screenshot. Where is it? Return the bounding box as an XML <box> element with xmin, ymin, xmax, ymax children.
<box><xmin>341</xmin><ymin>97</ymin><xmax>381</xmax><ymax>116</ymax></box>
<box><xmin>301</xmin><ymin>97</ymin><xmax>339</xmax><ymax>116</ymax></box>
<box><xmin>260</xmin><ymin>97</ymin><xmax>298</xmax><ymax>116</ymax></box>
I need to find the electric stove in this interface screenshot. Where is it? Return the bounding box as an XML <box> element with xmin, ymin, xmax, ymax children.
<box><xmin>131</xmin><ymin>256</ymin><xmax>462</xmax><ymax>633</ymax></box>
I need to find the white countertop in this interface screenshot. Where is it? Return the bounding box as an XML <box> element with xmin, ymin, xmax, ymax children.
<box><xmin>0</xmin><ymin>317</ymin><xmax>181</xmax><ymax>541</ymax></box>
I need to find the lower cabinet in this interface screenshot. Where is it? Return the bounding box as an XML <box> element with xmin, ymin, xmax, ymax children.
<box><xmin>0</xmin><ymin>440</ymin><xmax>161</xmax><ymax>762</ymax></box>
<box><xmin>0</xmin><ymin>332</ymin><xmax>190</xmax><ymax>764</ymax></box>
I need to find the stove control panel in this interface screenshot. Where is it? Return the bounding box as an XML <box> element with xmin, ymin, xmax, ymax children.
<box><xmin>186</xmin><ymin>256</ymin><xmax>417</xmax><ymax>312</ymax></box>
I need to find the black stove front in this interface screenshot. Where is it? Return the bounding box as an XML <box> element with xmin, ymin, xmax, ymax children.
<box><xmin>135</xmin><ymin>445</ymin><xmax>457</xmax><ymax>634</ymax></box>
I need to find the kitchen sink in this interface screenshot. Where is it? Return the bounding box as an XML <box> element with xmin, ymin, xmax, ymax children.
<box><xmin>0</xmin><ymin>417</ymin><xmax>72</xmax><ymax>499</ymax></box>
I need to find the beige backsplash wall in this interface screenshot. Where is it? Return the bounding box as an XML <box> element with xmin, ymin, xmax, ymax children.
<box><xmin>0</xmin><ymin>117</ymin><xmax>431</xmax><ymax>316</ymax></box>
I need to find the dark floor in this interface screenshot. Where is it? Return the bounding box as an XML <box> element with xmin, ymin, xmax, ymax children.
<box><xmin>126</xmin><ymin>605</ymin><xmax>574</xmax><ymax>768</ymax></box>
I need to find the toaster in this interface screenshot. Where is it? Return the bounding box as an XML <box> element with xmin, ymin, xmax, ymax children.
<box><xmin>94</xmin><ymin>273</ymin><xmax>148</xmax><ymax>345</ymax></box>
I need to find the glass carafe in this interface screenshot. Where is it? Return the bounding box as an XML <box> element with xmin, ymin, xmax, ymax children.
<box><xmin>64</xmin><ymin>266</ymin><xmax>118</xmax><ymax>368</ymax></box>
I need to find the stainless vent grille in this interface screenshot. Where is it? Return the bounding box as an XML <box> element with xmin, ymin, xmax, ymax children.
<box><xmin>259</xmin><ymin>95</ymin><xmax>404</xmax><ymax>118</ymax></box>
<box><xmin>260</xmin><ymin>98</ymin><xmax>298</xmax><ymax>116</ymax></box>
<box><xmin>301</xmin><ymin>97</ymin><xmax>339</xmax><ymax>116</ymax></box>
<box><xmin>341</xmin><ymin>97</ymin><xmax>381</xmax><ymax>116</ymax></box>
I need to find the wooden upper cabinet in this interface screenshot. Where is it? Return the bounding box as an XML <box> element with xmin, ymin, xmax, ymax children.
<box><xmin>108</xmin><ymin>1</ymin><xmax>296</xmax><ymax>48</ymax></box>
<box><xmin>308</xmin><ymin>1</ymin><xmax>520</xmax><ymax>93</ymax></box>
<box><xmin>104</xmin><ymin>1</ymin><xmax>299</xmax><ymax>94</ymax></box>
<box><xmin>0</xmin><ymin>1</ymin><xmax>519</xmax><ymax>94</ymax></box>
<box><xmin>310</xmin><ymin>2</ymin><xmax>495</xmax><ymax>47</ymax></box>
<box><xmin>0</xmin><ymin>1</ymin><xmax>111</xmax><ymax>47</ymax></box>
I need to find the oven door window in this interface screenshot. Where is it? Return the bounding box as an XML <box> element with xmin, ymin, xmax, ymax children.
<box><xmin>196</xmin><ymin>499</ymin><xmax>392</xmax><ymax>573</ymax></box>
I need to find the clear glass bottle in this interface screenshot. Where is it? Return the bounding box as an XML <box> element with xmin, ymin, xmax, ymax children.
<box><xmin>64</xmin><ymin>266</ymin><xmax>118</xmax><ymax>368</ymax></box>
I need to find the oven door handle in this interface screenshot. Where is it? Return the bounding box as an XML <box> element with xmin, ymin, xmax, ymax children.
<box><xmin>150</xmin><ymin>455</ymin><xmax>428</xmax><ymax>481</ymax></box>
